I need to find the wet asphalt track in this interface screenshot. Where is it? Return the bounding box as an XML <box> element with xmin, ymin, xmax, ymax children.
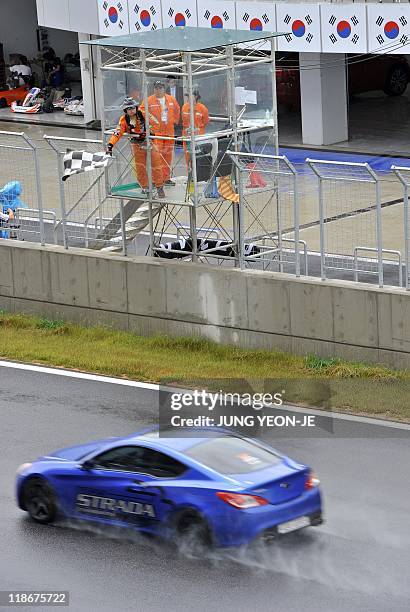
<box><xmin>1</xmin><ymin>364</ymin><xmax>409</xmax><ymax>612</ymax></box>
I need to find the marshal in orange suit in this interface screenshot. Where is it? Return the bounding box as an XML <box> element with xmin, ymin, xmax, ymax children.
<box><xmin>181</xmin><ymin>89</ymin><xmax>209</xmax><ymax>168</ymax></box>
<box><xmin>139</xmin><ymin>80</ymin><xmax>180</xmax><ymax>185</ymax></box>
<box><xmin>107</xmin><ymin>97</ymin><xmax>165</xmax><ymax>198</ymax></box>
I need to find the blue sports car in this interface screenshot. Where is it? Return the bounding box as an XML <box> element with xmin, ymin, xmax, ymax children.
<box><xmin>16</xmin><ymin>429</ymin><xmax>323</xmax><ymax>548</ymax></box>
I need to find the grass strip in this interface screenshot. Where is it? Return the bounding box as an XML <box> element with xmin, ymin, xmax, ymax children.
<box><xmin>0</xmin><ymin>312</ymin><xmax>409</xmax><ymax>422</ymax></box>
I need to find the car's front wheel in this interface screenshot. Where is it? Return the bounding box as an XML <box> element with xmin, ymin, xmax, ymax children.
<box><xmin>384</xmin><ymin>65</ymin><xmax>409</xmax><ymax>96</ymax></box>
<box><xmin>22</xmin><ymin>478</ymin><xmax>57</xmax><ymax>524</ymax></box>
<box><xmin>0</xmin><ymin>98</ymin><xmax>7</xmax><ymax>108</ymax></box>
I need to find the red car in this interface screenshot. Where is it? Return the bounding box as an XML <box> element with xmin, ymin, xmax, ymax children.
<box><xmin>0</xmin><ymin>85</ymin><xmax>29</xmax><ymax>108</ymax></box>
<box><xmin>276</xmin><ymin>52</ymin><xmax>410</xmax><ymax>110</ymax></box>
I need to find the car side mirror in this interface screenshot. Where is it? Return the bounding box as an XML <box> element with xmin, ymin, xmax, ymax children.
<box><xmin>81</xmin><ymin>459</ymin><xmax>96</xmax><ymax>471</ymax></box>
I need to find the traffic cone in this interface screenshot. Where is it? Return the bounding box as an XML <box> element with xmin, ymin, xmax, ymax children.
<box><xmin>246</xmin><ymin>163</ymin><xmax>267</xmax><ymax>188</ymax></box>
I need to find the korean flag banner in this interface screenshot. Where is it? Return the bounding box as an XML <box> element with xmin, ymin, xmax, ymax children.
<box><xmin>162</xmin><ymin>0</ymin><xmax>197</xmax><ymax>28</ymax></box>
<box><xmin>98</xmin><ymin>0</ymin><xmax>130</xmax><ymax>35</ymax></box>
<box><xmin>321</xmin><ymin>4</ymin><xmax>367</xmax><ymax>53</ymax></box>
<box><xmin>129</xmin><ymin>1</ymin><xmax>162</xmax><ymax>32</ymax></box>
<box><xmin>367</xmin><ymin>5</ymin><xmax>410</xmax><ymax>54</ymax></box>
<box><xmin>197</xmin><ymin>0</ymin><xmax>235</xmax><ymax>30</ymax></box>
<box><xmin>276</xmin><ymin>4</ymin><xmax>321</xmax><ymax>53</ymax></box>
<box><xmin>235</xmin><ymin>1</ymin><xmax>277</xmax><ymax>51</ymax></box>
<box><xmin>235</xmin><ymin>1</ymin><xmax>276</xmax><ymax>34</ymax></box>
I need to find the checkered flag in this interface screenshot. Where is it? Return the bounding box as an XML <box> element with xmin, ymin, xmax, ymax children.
<box><xmin>62</xmin><ymin>150</ymin><xmax>111</xmax><ymax>181</ymax></box>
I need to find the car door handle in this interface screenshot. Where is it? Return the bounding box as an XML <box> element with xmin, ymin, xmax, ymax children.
<box><xmin>126</xmin><ymin>486</ymin><xmax>155</xmax><ymax>496</ymax></box>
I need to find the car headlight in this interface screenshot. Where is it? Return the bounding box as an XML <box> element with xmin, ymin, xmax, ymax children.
<box><xmin>16</xmin><ymin>463</ymin><xmax>32</xmax><ymax>475</ymax></box>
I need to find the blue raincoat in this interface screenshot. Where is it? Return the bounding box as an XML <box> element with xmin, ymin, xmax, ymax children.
<box><xmin>0</xmin><ymin>181</ymin><xmax>27</xmax><ymax>238</ymax></box>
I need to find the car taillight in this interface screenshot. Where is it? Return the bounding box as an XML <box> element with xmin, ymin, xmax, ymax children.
<box><xmin>216</xmin><ymin>491</ymin><xmax>268</xmax><ymax>509</ymax></box>
<box><xmin>305</xmin><ymin>472</ymin><xmax>320</xmax><ymax>489</ymax></box>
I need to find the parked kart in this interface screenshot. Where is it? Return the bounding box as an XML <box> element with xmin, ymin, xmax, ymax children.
<box><xmin>64</xmin><ymin>97</ymin><xmax>84</xmax><ymax>116</ymax></box>
<box><xmin>0</xmin><ymin>85</ymin><xmax>29</xmax><ymax>109</ymax></box>
<box><xmin>52</xmin><ymin>88</ymin><xmax>73</xmax><ymax>110</ymax></box>
<box><xmin>10</xmin><ymin>87</ymin><xmax>54</xmax><ymax>114</ymax></box>
<box><xmin>53</xmin><ymin>98</ymin><xmax>66</xmax><ymax>110</ymax></box>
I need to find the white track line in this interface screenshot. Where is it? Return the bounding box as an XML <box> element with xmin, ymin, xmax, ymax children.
<box><xmin>0</xmin><ymin>359</ymin><xmax>409</xmax><ymax>430</ymax></box>
<box><xmin>0</xmin><ymin>360</ymin><xmax>159</xmax><ymax>390</ymax></box>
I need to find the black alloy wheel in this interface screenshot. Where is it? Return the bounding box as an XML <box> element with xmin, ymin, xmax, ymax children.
<box><xmin>23</xmin><ymin>478</ymin><xmax>57</xmax><ymax>524</ymax></box>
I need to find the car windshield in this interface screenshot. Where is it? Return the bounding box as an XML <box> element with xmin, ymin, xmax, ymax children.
<box><xmin>185</xmin><ymin>436</ymin><xmax>282</xmax><ymax>474</ymax></box>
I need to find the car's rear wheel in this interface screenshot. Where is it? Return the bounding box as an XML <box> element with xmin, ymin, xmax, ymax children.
<box><xmin>384</xmin><ymin>65</ymin><xmax>409</xmax><ymax>96</ymax></box>
<box><xmin>175</xmin><ymin>511</ymin><xmax>212</xmax><ymax>555</ymax></box>
<box><xmin>22</xmin><ymin>478</ymin><xmax>57</xmax><ymax>524</ymax></box>
<box><xmin>0</xmin><ymin>98</ymin><xmax>7</xmax><ymax>108</ymax></box>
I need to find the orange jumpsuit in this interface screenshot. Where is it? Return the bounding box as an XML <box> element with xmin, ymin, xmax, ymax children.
<box><xmin>108</xmin><ymin>113</ymin><xmax>163</xmax><ymax>189</ymax></box>
<box><xmin>181</xmin><ymin>101</ymin><xmax>209</xmax><ymax>167</ymax></box>
<box><xmin>139</xmin><ymin>94</ymin><xmax>180</xmax><ymax>182</ymax></box>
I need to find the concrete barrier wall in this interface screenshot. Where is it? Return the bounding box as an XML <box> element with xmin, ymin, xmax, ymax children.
<box><xmin>0</xmin><ymin>241</ymin><xmax>409</xmax><ymax>369</ymax></box>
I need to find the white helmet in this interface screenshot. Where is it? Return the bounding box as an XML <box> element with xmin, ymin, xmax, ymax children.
<box><xmin>122</xmin><ymin>97</ymin><xmax>138</xmax><ymax>111</ymax></box>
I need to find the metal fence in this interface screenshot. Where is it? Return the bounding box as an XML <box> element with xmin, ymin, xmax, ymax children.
<box><xmin>230</xmin><ymin>152</ymin><xmax>305</xmax><ymax>275</ymax></box>
<box><xmin>391</xmin><ymin>166</ymin><xmax>410</xmax><ymax>290</ymax></box>
<box><xmin>0</xmin><ymin>130</ymin><xmax>45</xmax><ymax>245</ymax></box>
<box><xmin>1</xmin><ymin>128</ymin><xmax>409</xmax><ymax>291</ymax></box>
<box><xmin>45</xmin><ymin>135</ymin><xmax>130</xmax><ymax>254</ymax></box>
<box><xmin>307</xmin><ymin>159</ymin><xmax>384</xmax><ymax>287</ymax></box>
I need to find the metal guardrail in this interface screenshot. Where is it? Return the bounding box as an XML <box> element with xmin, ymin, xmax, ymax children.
<box><xmin>354</xmin><ymin>247</ymin><xmax>403</xmax><ymax>288</ymax></box>
<box><xmin>15</xmin><ymin>208</ymin><xmax>57</xmax><ymax>244</ymax></box>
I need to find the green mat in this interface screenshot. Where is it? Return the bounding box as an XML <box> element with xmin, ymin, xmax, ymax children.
<box><xmin>111</xmin><ymin>182</ymin><xmax>141</xmax><ymax>193</ymax></box>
